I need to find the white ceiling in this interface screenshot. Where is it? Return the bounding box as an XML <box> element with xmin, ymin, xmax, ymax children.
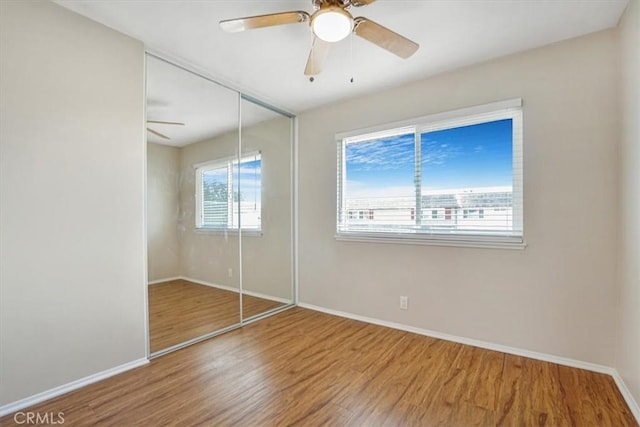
<box><xmin>56</xmin><ymin>0</ymin><xmax>628</xmax><ymax>114</ymax></box>
<box><xmin>146</xmin><ymin>55</ymin><xmax>281</xmax><ymax>146</ymax></box>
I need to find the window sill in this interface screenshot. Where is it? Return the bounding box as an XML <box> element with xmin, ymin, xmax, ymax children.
<box><xmin>195</xmin><ymin>228</ymin><xmax>263</xmax><ymax>237</ymax></box>
<box><xmin>335</xmin><ymin>232</ymin><xmax>526</xmax><ymax>250</ymax></box>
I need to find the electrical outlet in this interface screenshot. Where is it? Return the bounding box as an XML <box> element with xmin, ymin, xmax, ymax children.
<box><xmin>228</xmin><ymin>268</ymin><xmax>233</xmax><ymax>278</ymax></box>
<box><xmin>400</xmin><ymin>296</ymin><xmax>408</xmax><ymax>310</ymax></box>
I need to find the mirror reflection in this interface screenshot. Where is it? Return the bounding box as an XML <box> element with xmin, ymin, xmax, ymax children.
<box><xmin>240</xmin><ymin>98</ymin><xmax>294</xmax><ymax>319</ymax></box>
<box><xmin>146</xmin><ymin>55</ymin><xmax>295</xmax><ymax>355</ymax></box>
<box><xmin>146</xmin><ymin>55</ymin><xmax>240</xmax><ymax>353</ymax></box>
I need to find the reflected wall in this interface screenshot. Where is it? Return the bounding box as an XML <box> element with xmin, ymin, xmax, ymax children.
<box><xmin>241</xmin><ymin>99</ymin><xmax>294</xmax><ymax>319</ymax></box>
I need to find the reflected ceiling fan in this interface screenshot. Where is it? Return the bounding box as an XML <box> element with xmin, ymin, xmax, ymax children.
<box><xmin>146</xmin><ymin>120</ymin><xmax>185</xmax><ymax>140</ymax></box>
<box><xmin>219</xmin><ymin>0</ymin><xmax>419</xmax><ymax>76</ymax></box>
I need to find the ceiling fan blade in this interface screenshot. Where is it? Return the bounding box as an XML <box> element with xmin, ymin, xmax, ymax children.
<box><xmin>304</xmin><ymin>36</ymin><xmax>331</xmax><ymax>76</ymax></box>
<box><xmin>350</xmin><ymin>0</ymin><xmax>377</xmax><ymax>6</ymax></box>
<box><xmin>220</xmin><ymin>11</ymin><xmax>310</xmax><ymax>33</ymax></box>
<box><xmin>353</xmin><ymin>17</ymin><xmax>419</xmax><ymax>59</ymax></box>
<box><xmin>147</xmin><ymin>128</ymin><xmax>170</xmax><ymax>140</ymax></box>
<box><xmin>147</xmin><ymin>120</ymin><xmax>185</xmax><ymax>126</ymax></box>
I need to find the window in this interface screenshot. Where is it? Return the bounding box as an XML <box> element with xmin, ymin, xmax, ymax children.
<box><xmin>336</xmin><ymin>99</ymin><xmax>523</xmax><ymax>247</ymax></box>
<box><xmin>195</xmin><ymin>152</ymin><xmax>261</xmax><ymax>231</ymax></box>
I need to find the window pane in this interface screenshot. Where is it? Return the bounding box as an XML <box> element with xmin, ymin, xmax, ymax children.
<box><xmin>343</xmin><ymin>132</ymin><xmax>415</xmax><ymax>232</ymax></box>
<box><xmin>421</xmin><ymin>119</ymin><xmax>514</xmax><ymax>235</ymax></box>
<box><xmin>337</xmin><ymin>102</ymin><xmax>523</xmax><ymax>243</ymax></box>
<box><xmin>202</xmin><ymin>167</ymin><xmax>228</xmax><ymax>228</ymax></box>
<box><xmin>232</xmin><ymin>155</ymin><xmax>261</xmax><ymax>230</ymax></box>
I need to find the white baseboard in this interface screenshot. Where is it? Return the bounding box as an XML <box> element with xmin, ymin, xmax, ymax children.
<box><xmin>148</xmin><ymin>276</ymin><xmax>239</xmax><ymax>293</ymax></box>
<box><xmin>180</xmin><ymin>276</ymin><xmax>239</xmax><ymax>293</ymax></box>
<box><xmin>612</xmin><ymin>370</ymin><xmax>640</xmax><ymax>422</ymax></box>
<box><xmin>0</xmin><ymin>358</ymin><xmax>148</xmax><ymax>418</ymax></box>
<box><xmin>298</xmin><ymin>302</ymin><xmax>639</xmax><ymax>423</ymax></box>
<box><xmin>177</xmin><ymin>276</ymin><xmax>291</xmax><ymax>304</ymax></box>
<box><xmin>297</xmin><ymin>303</ymin><xmax>611</xmax><ymax>373</ymax></box>
<box><xmin>243</xmin><ymin>289</ymin><xmax>291</xmax><ymax>304</ymax></box>
<box><xmin>148</xmin><ymin>276</ymin><xmax>181</xmax><ymax>285</ymax></box>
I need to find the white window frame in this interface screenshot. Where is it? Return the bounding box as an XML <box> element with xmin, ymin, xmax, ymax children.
<box><xmin>335</xmin><ymin>99</ymin><xmax>525</xmax><ymax>249</ymax></box>
<box><xmin>194</xmin><ymin>152</ymin><xmax>262</xmax><ymax>234</ymax></box>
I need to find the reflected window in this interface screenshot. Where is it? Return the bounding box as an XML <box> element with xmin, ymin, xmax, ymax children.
<box><xmin>195</xmin><ymin>152</ymin><xmax>261</xmax><ymax>230</ymax></box>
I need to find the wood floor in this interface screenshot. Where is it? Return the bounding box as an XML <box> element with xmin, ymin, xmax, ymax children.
<box><xmin>2</xmin><ymin>308</ymin><xmax>636</xmax><ymax>426</ymax></box>
<box><xmin>149</xmin><ymin>279</ymin><xmax>285</xmax><ymax>352</ymax></box>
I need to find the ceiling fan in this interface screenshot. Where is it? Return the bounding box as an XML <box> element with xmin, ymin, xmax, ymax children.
<box><xmin>219</xmin><ymin>0</ymin><xmax>419</xmax><ymax>76</ymax></box>
<box><xmin>146</xmin><ymin>120</ymin><xmax>185</xmax><ymax>140</ymax></box>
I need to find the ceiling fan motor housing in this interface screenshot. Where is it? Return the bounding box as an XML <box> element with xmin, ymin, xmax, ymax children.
<box><xmin>310</xmin><ymin>5</ymin><xmax>354</xmax><ymax>42</ymax></box>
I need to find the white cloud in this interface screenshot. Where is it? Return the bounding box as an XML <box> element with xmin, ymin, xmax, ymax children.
<box><xmin>421</xmin><ymin>139</ymin><xmax>462</xmax><ymax>166</ymax></box>
<box><xmin>346</xmin><ymin>134</ymin><xmax>414</xmax><ymax>171</ymax></box>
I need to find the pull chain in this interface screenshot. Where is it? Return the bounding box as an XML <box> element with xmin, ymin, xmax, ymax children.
<box><xmin>349</xmin><ymin>31</ymin><xmax>354</xmax><ymax>83</ymax></box>
<box><xmin>309</xmin><ymin>33</ymin><xmax>315</xmax><ymax>82</ymax></box>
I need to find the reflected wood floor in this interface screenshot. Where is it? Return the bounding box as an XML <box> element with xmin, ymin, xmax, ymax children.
<box><xmin>149</xmin><ymin>279</ymin><xmax>284</xmax><ymax>352</ymax></box>
<box><xmin>2</xmin><ymin>308</ymin><xmax>636</xmax><ymax>426</ymax></box>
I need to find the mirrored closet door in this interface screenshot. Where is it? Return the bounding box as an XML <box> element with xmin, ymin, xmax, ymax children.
<box><xmin>146</xmin><ymin>55</ymin><xmax>241</xmax><ymax>354</ymax></box>
<box><xmin>240</xmin><ymin>98</ymin><xmax>294</xmax><ymax>320</ymax></box>
<box><xmin>146</xmin><ymin>54</ymin><xmax>296</xmax><ymax>356</ymax></box>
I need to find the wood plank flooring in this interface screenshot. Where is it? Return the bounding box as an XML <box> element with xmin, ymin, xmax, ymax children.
<box><xmin>149</xmin><ymin>279</ymin><xmax>285</xmax><ymax>352</ymax></box>
<box><xmin>2</xmin><ymin>308</ymin><xmax>636</xmax><ymax>426</ymax></box>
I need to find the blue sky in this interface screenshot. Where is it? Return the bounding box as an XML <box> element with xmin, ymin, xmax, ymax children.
<box><xmin>345</xmin><ymin>119</ymin><xmax>513</xmax><ymax>198</ymax></box>
<box><xmin>234</xmin><ymin>159</ymin><xmax>261</xmax><ymax>204</ymax></box>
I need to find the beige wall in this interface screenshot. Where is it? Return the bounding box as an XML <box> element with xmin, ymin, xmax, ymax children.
<box><xmin>147</xmin><ymin>143</ymin><xmax>181</xmax><ymax>282</ymax></box>
<box><xmin>617</xmin><ymin>0</ymin><xmax>640</xmax><ymax>406</ymax></box>
<box><xmin>298</xmin><ymin>29</ymin><xmax>620</xmax><ymax>366</ymax></box>
<box><xmin>240</xmin><ymin>115</ymin><xmax>293</xmax><ymax>300</ymax></box>
<box><xmin>0</xmin><ymin>0</ymin><xmax>145</xmax><ymax>406</ymax></box>
<box><xmin>0</xmin><ymin>0</ymin><xmax>633</xmax><ymax>412</ymax></box>
<box><xmin>178</xmin><ymin>131</ymin><xmax>241</xmax><ymax>289</ymax></box>
<box><xmin>178</xmin><ymin>116</ymin><xmax>293</xmax><ymax>299</ymax></box>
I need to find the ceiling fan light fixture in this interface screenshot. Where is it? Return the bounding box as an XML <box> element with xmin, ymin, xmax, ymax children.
<box><xmin>311</xmin><ymin>6</ymin><xmax>353</xmax><ymax>43</ymax></box>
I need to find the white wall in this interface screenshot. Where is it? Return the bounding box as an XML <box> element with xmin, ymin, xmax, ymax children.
<box><xmin>617</xmin><ymin>0</ymin><xmax>640</xmax><ymax>407</ymax></box>
<box><xmin>147</xmin><ymin>143</ymin><xmax>181</xmax><ymax>282</ymax></box>
<box><xmin>299</xmin><ymin>29</ymin><xmax>620</xmax><ymax>366</ymax></box>
<box><xmin>0</xmin><ymin>0</ymin><xmax>145</xmax><ymax>406</ymax></box>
